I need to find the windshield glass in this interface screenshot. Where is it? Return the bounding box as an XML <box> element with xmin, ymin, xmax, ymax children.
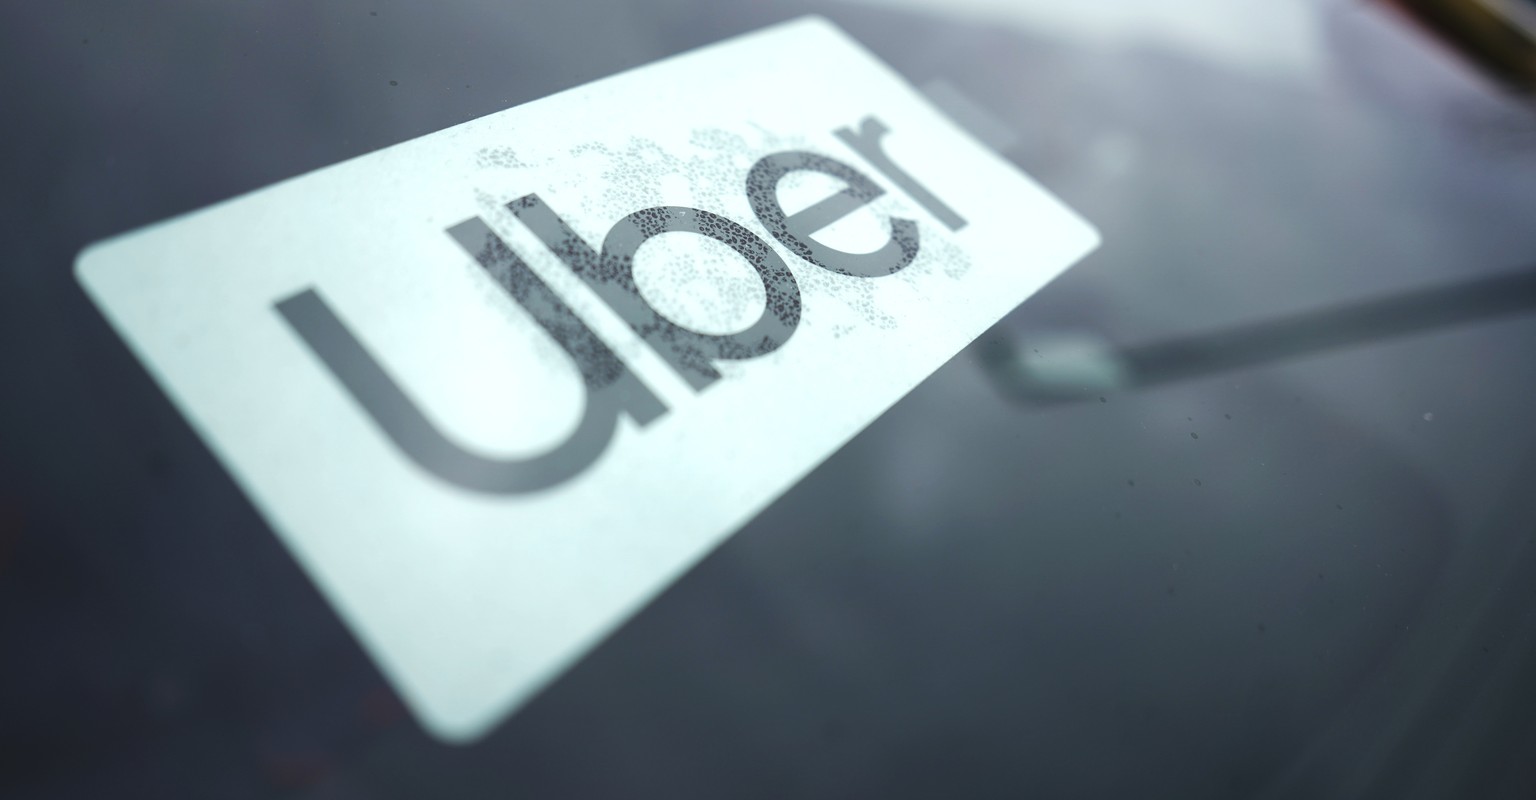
<box><xmin>3</xmin><ymin>1</ymin><xmax>1535</xmax><ymax>797</ymax></box>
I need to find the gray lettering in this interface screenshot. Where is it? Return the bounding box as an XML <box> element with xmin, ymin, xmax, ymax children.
<box><xmin>273</xmin><ymin>218</ymin><xmax>665</xmax><ymax>495</ymax></box>
<box><xmin>746</xmin><ymin>150</ymin><xmax>919</xmax><ymax>278</ymax></box>
<box><xmin>835</xmin><ymin>116</ymin><xmax>967</xmax><ymax>232</ymax></box>
<box><xmin>510</xmin><ymin>196</ymin><xmax>801</xmax><ymax>391</ymax></box>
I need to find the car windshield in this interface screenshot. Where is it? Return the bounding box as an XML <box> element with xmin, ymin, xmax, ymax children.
<box><xmin>3</xmin><ymin>1</ymin><xmax>1535</xmax><ymax>797</ymax></box>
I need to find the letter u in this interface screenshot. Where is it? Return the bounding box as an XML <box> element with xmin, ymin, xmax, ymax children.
<box><xmin>274</xmin><ymin>217</ymin><xmax>666</xmax><ymax>494</ymax></box>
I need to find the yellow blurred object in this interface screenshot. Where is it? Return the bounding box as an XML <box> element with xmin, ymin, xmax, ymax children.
<box><xmin>1388</xmin><ymin>0</ymin><xmax>1536</xmax><ymax>90</ymax></box>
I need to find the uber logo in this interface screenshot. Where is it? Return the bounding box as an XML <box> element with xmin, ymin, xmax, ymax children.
<box><xmin>276</xmin><ymin>118</ymin><xmax>964</xmax><ymax>494</ymax></box>
<box><xmin>75</xmin><ymin>18</ymin><xmax>1098</xmax><ymax>742</ymax></box>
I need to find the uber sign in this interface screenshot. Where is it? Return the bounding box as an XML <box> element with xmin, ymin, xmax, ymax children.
<box><xmin>76</xmin><ymin>17</ymin><xmax>1099</xmax><ymax>742</ymax></box>
<box><xmin>277</xmin><ymin>118</ymin><xmax>963</xmax><ymax>494</ymax></box>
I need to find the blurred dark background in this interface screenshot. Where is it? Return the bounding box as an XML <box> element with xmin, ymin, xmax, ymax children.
<box><xmin>2</xmin><ymin>1</ymin><xmax>1535</xmax><ymax>797</ymax></box>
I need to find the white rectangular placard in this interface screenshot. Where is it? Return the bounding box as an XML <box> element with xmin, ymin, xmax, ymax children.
<box><xmin>77</xmin><ymin>16</ymin><xmax>1099</xmax><ymax>743</ymax></box>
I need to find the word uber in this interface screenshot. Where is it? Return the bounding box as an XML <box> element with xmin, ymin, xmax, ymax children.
<box><xmin>276</xmin><ymin>116</ymin><xmax>966</xmax><ymax>494</ymax></box>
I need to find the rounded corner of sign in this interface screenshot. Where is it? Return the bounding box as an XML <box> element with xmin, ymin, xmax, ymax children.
<box><xmin>414</xmin><ymin>704</ymin><xmax>502</xmax><ymax>747</ymax></box>
<box><xmin>73</xmin><ymin>240</ymin><xmax>112</xmax><ymax>286</ymax></box>
<box><xmin>1079</xmin><ymin>221</ymin><xmax>1105</xmax><ymax>254</ymax></box>
<box><xmin>783</xmin><ymin>14</ymin><xmax>846</xmax><ymax>40</ymax></box>
<box><xmin>1054</xmin><ymin>207</ymin><xmax>1103</xmax><ymax>259</ymax></box>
